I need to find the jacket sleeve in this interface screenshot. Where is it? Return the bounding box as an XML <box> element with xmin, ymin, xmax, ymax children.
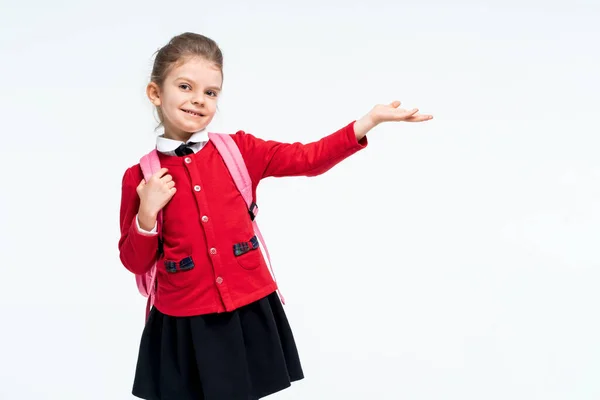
<box><xmin>232</xmin><ymin>120</ymin><xmax>368</xmax><ymax>184</ymax></box>
<box><xmin>118</xmin><ymin>166</ymin><xmax>160</xmax><ymax>275</ymax></box>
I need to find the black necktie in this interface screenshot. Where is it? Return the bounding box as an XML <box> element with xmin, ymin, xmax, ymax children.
<box><xmin>174</xmin><ymin>142</ymin><xmax>196</xmax><ymax>156</ymax></box>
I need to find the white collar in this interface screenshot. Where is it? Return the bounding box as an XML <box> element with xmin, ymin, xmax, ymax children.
<box><xmin>156</xmin><ymin>129</ymin><xmax>209</xmax><ymax>154</ymax></box>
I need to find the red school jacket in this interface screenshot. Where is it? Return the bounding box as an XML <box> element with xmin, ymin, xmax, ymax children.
<box><xmin>118</xmin><ymin>121</ymin><xmax>368</xmax><ymax>317</ymax></box>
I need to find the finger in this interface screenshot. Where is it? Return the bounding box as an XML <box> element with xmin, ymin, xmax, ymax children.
<box><xmin>154</xmin><ymin>168</ymin><xmax>169</xmax><ymax>178</ymax></box>
<box><xmin>389</xmin><ymin>100</ymin><xmax>401</xmax><ymax>108</ymax></box>
<box><xmin>161</xmin><ymin>174</ymin><xmax>173</xmax><ymax>183</ymax></box>
<box><xmin>137</xmin><ymin>179</ymin><xmax>146</xmax><ymax>190</ymax></box>
<box><xmin>166</xmin><ymin>181</ymin><xmax>175</xmax><ymax>189</ymax></box>
<box><xmin>408</xmin><ymin>114</ymin><xmax>433</xmax><ymax>122</ymax></box>
<box><xmin>396</xmin><ymin>108</ymin><xmax>419</xmax><ymax>119</ymax></box>
<box><xmin>169</xmin><ymin>187</ymin><xmax>177</xmax><ymax>196</ymax></box>
<box><xmin>413</xmin><ymin>113</ymin><xmax>433</xmax><ymax>120</ymax></box>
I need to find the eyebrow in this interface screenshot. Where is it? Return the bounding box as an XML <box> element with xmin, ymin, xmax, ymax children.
<box><xmin>175</xmin><ymin>76</ymin><xmax>222</xmax><ymax>90</ymax></box>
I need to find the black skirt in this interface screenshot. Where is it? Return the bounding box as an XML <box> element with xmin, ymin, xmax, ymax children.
<box><xmin>132</xmin><ymin>291</ymin><xmax>304</xmax><ymax>400</ymax></box>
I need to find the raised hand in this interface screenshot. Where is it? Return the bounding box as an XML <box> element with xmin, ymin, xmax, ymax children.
<box><xmin>369</xmin><ymin>101</ymin><xmax>433</xmax><ymax>124</ymax></box>
<box><xmin>353</xmin><ymin>100</ymin><xmax>433</xmax><ymax>140</ymax></box>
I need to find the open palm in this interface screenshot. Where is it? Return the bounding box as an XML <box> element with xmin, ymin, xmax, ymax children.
<box><xmin>370</xmin><ymin>101</ymin><xmax>433</xmax><ymax>124</ymax></box>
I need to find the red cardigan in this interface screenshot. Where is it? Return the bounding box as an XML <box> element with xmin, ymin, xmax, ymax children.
<box><xmin>119</xmin><ymin>121</ymin><xmax>368</xmax><ymax>316</ymax></box>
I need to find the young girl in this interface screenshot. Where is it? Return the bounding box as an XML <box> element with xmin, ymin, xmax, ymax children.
<box><xmin>119</xmin><ymin>32</ymin><xmax>432</xmax><ymax>400</ymax></box>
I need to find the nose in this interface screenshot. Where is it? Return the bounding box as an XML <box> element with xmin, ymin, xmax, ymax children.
<box><xmin>191</xmin><ymin>92</ymin><xmax>205</xmax><ymax>107</ymax></box>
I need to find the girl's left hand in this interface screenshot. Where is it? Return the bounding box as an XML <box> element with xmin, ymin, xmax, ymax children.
<box><xmin>353</xmin><ymin>100</ymin><xmax>433</xmax><ymax>140</ymax></box>
<box><xmin>370</xmin><ymin>100</ymin><xmax>433</xmax><ymax>124</ymax></box>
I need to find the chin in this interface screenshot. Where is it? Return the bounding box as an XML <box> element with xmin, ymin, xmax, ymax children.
<box><xmin>177</xmin><ymin>121</ymin><xmax>207</xmax><ymax>133</ymax></box>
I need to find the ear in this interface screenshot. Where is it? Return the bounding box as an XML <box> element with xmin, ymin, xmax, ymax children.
<box><xmin>146</xmin><ymin>82</ymin><xmax>162</xmax><ymax>107</ymax></box>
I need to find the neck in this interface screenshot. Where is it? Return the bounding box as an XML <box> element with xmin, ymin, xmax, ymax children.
<box><xmin>163</xmin><ymin>127</ymin><xmax>194</xmax><ymax>142</ymax></box>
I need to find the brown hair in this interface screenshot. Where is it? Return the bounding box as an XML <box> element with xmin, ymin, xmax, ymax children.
<box><xmin>150</xmin><ymin>32</ymin><xmax>224</xmax><ymax>126</ymax></box>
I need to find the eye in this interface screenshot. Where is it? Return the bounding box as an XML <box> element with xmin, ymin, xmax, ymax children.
<box><xmin>207</xmin><ymin>90</ymin><xmax>218</xmax><ymax>97</ymax></box>
<box><xmin>179</xmin><ymin>83</ymin><xmax>191</xmax><ymax>90</ymax></box>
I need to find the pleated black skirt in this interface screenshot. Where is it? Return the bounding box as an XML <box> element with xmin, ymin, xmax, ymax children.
<box><xmin>132</xmin><ymin>291</ymin><xmax>304</xmax><ymax>400</ymax></box>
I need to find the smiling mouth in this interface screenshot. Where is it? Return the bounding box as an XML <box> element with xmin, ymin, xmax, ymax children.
<box><xmin>182</xmin><ymin>109</ymin><xmax>204</xmax><ymax>117</ymax></box>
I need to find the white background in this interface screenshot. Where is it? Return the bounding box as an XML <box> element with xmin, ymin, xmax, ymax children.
<box><xmin>1</xmin><ymin>0</ymin><xmax>599</xmax><ymax>399</ymax></box>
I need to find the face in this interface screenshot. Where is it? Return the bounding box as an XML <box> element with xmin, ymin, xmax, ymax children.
<box><xmin>147</xmin><ymin>56</ymin><xmax>222</xmax><ymax>140</ymax></box>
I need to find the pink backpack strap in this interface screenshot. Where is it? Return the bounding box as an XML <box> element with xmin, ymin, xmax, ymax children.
<box><xmin>208</xmin><ymin>133</ymin><xmax>285</xmax><ymax>305</ymax></box>
<box><xmin>138</xmin><ymin>149</ymin><xmax>163</xmax><ymax>320</ymax></box>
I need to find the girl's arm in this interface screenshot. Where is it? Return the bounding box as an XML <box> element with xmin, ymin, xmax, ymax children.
<box><xmin>233</xmin><ymin>100</ymin><xmax>432</xmax><ymax>183</ymax></box>
<box><xmin>233</xmin><ymin>120</ymin><xmax>366</xmax><ymax>183</ymax></box>
<box><xmin>118</xmin><ymin>167</ymin><xmax>161</xmax><ymax>275</ymax></box>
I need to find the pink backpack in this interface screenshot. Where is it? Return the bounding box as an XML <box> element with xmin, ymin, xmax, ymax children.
<box><xmin>136</xmin><ymin>133</ymin><xmax>284</xmax><ymax>320</ymax></box>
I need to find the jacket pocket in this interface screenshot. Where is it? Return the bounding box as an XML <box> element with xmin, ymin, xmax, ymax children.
<box><xmin>234</xmin><ymin>235</ymin><xmax>262</xmax><ymax>270</ymax></box>
<box><xmin>161</xmin><ymin>254</ymin><xmax>196</xmax><ymax>288</ymax></box>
